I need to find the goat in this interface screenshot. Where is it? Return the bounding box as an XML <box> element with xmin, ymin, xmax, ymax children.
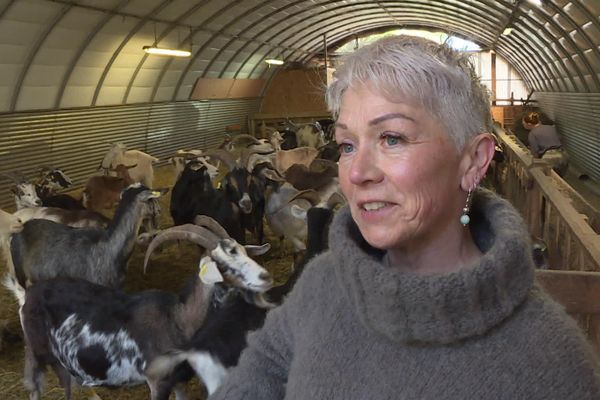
<box><xmin>138</xmin><ymin>216</ymin><xmax>276</xmax><ymax>397</ymax></box>
<box><xmin>143</xmin><ymin>204</ymin><xmax>340</xmax><ymax>396</ymax></box>
<box><xmin>170</xmin><ymin>160</ymin><xmax>245</xmax><ymax>244</ymax></box>
<box><xmin>295</xmin><ymin>122</ymin><xmax>326</xmax><ymax>149</ymax></box>
<box><xmin>0</xmin><ymin>208</ymin><xmax>23</xmax><ymax>278</ymax></box>
<box><xmin>82</xmin><ymin>163</ymin><xmax>137</xmax><ymax>212</ymax></box>
<box><xmin>5</xmin><ymin>217</ymin><xmax>273</xmax><ymax>400</ymax></box>
<box><xmin>35</xmin><ymin>167</ymin><xmax>84</xmax><ymax>210</ymax></box>
<box><xmin>9</xmin><ymin>183</ymin><xmax>168</xmax><ymax>289</ymax></box>
<box><xmin>266</xmin><ymin>192</ymin><xmax>343</xmax><ymax>303</ymax></box>
<box><xmin>3</xmin><ymin>172</ymin><xmax>42</xmax><ymax>210</ymax></box>
<box><xmin>100</xmin><ymin>143</ymin><xmax>159</xmax><ymax>187</ymax></box>
<box><xmin>284</xmin><ymin>158</ymin><xmax>338</xmax><ymax>191</ymax></box>
<box><xmin>169</xmin><ymin>150</ymin><xmax>219</xmax><ymax>182</ymax></box>
<box><xmin>274</xmin><ymin>147</ymin><xmax>319</xmax><ymax>174</ymax></box>
<box><xmin>265</xmin><ymin>183</ymin><xmax>314</xmax><ymax>253</ymax></box>
<box><xmin>0</xmin><ymin>208</ymin><xmax>23</xmax><ymax>352</ymax></box>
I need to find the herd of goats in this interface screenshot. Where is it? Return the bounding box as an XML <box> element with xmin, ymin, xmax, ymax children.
<box><xmin>0</xmin><ymin>119</ymin><xmax>345</xmax><ymax>399</ymax></box>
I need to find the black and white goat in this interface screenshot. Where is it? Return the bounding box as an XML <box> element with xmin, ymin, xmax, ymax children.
<box><xmin>5</xmin><ymin>217</ymin><xmax>273</xmax><ymax>400</ymax></box>
<box><xmin>3</xmin><ymin>172</ymin><xmax>42</xmax><ymax>210</ymax></box>
<box><xmin>144</xmin><ymin>201</ymin><xmax>341</xmax><ymax>396</ymax></box>
<box><xmin>35</xmin><ymin>167</ymin><xmax>84</xmax><ymax>210</ymax></box>
<box><xmin>9</xmin><ymin>183</ymin><xmax>167</xmax><ymax>288</ymax></box>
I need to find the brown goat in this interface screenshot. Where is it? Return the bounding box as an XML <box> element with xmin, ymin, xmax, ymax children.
<box><xmin>82</xmin><ymin>164</ymin><xmax>136</xmax><ymax>212</ymax></box>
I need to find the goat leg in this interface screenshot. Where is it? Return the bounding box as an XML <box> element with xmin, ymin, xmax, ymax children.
<box><xmin>51</xmin><ymin>364</ymin><xmax>72</xmax><ymax>400</ymax></box>
<box><xmin>23</xmin><ymin>345</ymin><xmax>44</xmax><ymax>400</ymax></box>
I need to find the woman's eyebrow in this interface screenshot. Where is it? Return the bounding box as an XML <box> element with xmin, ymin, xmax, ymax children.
<box><xmin>369</xmin><ymin>113</ymin><xmax>414</xmax><ymax>126</ymax></box>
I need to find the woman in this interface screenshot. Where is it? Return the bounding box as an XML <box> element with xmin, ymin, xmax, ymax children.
<box><xmin>523</xmin><ymin>111</ymin><xmax>569</xmax><ymax>176</ymax></box>
<box><xmin>210</xmin><ymin>36</ymin><xmax>600</xmax><ymax>399</ymax></box>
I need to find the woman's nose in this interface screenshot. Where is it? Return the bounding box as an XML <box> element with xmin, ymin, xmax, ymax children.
<box><xmin>348</xmin><ymin>146</ymin><xmax>382</xmax><ymax>185</ymax></box>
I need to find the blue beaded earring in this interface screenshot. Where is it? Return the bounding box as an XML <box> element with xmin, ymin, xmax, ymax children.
<box><xmin>460</xmin><ymin>178</ymin><xmax>478</xmax><ymax>226</ymax></box>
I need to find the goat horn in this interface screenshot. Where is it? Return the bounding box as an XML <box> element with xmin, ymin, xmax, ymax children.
<box><xmin>193</xmin><ymin>215</ymin><xmax>230</xmax><ymax>239</ymax></box>
<box><xmin>143</xmin><ymin>224</ymin><xmax>220</xmax><ymax>273</ymax></box>
<box><xmin>288</xmin><ymin>189</ymin><xmax>322</xmax><ymax>206</ymax></box>
<box><xmin>201</xmin><ymin>149</ymin><xmax>237</xmax><ymax>171</ymax></box>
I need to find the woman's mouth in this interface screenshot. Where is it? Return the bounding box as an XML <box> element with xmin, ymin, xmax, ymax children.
<box><xmin>361</xmin><ymin>201</ymin><xmax>390</xmax><ymax>211</ymax></box>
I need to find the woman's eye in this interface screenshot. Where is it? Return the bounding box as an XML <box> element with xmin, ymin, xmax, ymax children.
<box><xmin>339</xmin><ymin>143</ymin><xmax>354</xmax><ymax>154</ymax></box>
<box><xmin>382</xmin><ymin>133</ymin><xmax>404</xmax><ymax>146</ymax></box>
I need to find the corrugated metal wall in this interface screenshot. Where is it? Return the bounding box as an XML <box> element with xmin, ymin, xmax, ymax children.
<box><xmin>0</xmin><ymin>98</ymin><xmax>260</xmax><ymax>210</ymax></box>
<box><xmin>534</xmin><ymin>92</ymin><xmax>600</xmax><ymax>182</ymax></box>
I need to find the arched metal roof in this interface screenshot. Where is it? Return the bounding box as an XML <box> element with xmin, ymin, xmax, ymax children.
<box><xmin>1</xmin><ymin>0</ymin><xmax>599</xmax><ymax>113</ymax></box>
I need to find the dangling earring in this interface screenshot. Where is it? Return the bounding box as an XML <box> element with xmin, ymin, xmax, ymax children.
<box><xmin>460</xmin><ymin>176</ymin><xmax>478</xmax><ymax>226</ymax></box>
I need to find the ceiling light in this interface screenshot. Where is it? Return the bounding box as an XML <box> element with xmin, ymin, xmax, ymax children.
<box><xmin>527</xmin><ymin>0</ymin><xmax>543</xmax><ymax>6</ymax></box>
<box><xmin>143</xmin><ymin>46</ymin><xmax>191</xmax><ymax>57</ymax></box>
<box><xmin>265</xmin><ymin>58</ymin><xmax>284</xmax><ymax>65</ymax></box>
<box><xmin>502</xmin><ymin>27</ymin><xmax>513</xmax><ymax>35</ymax></box>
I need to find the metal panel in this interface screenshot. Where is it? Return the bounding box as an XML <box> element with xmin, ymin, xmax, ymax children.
<box><xmin>534</xmin><ymin>92</ymin><xmax>600</xmax><ymax>181</ymax></box>
<box><xmin>0</xmin><ymin>98</ymin><xmax>260</xmax><ymax>209</ymax></box>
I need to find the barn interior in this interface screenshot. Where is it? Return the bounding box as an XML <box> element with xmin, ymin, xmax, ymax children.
<box><xmin>1</xmin><ymin>1</ymin><xmax>600</xmax><ymax>399</ymax></box>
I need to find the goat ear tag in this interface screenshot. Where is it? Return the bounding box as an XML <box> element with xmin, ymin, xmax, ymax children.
<box><xmin>199</xmin><ymin>257</ymin><xmax>223</xmax><ymax>284</ymax></box>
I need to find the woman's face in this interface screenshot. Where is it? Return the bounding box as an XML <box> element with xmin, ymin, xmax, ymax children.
<box><xmin>335</xmin><ymin>83</ymin><xmax>467</xmax><ymax>252</ymax></box>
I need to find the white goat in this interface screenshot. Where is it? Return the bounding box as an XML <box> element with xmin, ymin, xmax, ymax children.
<box><xmin>0</xmin><ymin>208</ymin><xmax>24</xmax><ymax>278</ymax></box>
<box><xmin>100</xmin><ymin>143</ymin><xmax>159</xmax><ymax>187</ymax></box>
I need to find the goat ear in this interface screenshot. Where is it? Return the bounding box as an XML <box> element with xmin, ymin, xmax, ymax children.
<box><xmin>198</xmin><ymin>256</ymin><xmax>223</xmax><ymax>284</ymax></box>
<box><xmin>244</xmin><ymin>243</ymin><xmax>271</xmax><ymax>256</ymax></box>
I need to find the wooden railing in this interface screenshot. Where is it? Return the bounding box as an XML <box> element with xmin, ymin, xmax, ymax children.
<box><xmin>492</xmin><ymin>126</ymin><xmax>600</xmax><ymax>354</ymax></box>
<box><xmin>492</xmin><ymin>126</ymin><xmax>600</xmax><ymax>272</ymax></box>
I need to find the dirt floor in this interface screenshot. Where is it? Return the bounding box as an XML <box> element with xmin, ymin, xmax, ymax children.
<box><xmin>0</xmin><ymin>164</ymin><xmax>296</xmax><ymax>399</ymax></box>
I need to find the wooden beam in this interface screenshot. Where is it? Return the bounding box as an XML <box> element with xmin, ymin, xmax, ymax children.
<box><xmin>536</xmin><ymin>269</ymin><xmax>600</xmax><ymax>315</ymax></box>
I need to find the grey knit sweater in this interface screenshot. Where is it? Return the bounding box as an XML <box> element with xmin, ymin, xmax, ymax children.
<box><xmin>210</xmin><ymin>189</ymin><xmax>600</xmax><ymax>399</ymax></box>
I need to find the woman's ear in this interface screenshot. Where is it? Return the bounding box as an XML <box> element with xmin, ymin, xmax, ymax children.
<box><xmin>459</xmin><ymin>133</ymin><xmax>495</xmax><ymax>191</ymax></box>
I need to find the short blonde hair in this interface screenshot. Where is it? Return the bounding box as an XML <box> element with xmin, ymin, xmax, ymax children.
<box><xmin>326</xmin><ymin>35</ymin><xmax>491</xmax><ymax>150</ymax></box>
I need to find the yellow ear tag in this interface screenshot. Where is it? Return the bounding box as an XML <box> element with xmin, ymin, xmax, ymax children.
<box><xmin>199</xmin><ymin>256</ymin><xmax>224</xmax><ymax>284</ymax></box>
<box><xmin>151</xmin><ymin>191</ymin><xmax>161</xmax><ymax>196</ymax></box>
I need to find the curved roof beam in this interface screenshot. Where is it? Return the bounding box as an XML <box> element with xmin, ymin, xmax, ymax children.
<box><xmin>543</xmin><ymin>1</ymin><xmax>600</xmax><ymax>91</ymax></box>
<box><xmin>122</xmin><ymin>1</ymin><xmax>212</xmax><ymax>104</ymax></box>
<box><xmin>55</xmin><ymin>0</ymin><xmax>132</xmax><ymax>109</ymax></box>
<box><xmin>199</xmin><ymin>0</ymin><xmax>282</xmax><ymax>79</ymax></box>
<box><xmin>217</xmin><ymin>0</ymin><xmax>310</xmax><ymax>78</ymax></box>
<box><xmin>0</xmin><ymin>0</ymin><xmax>17</xmax><ymax>19</ymax></box>
<box><xmin>91</xmin><ymin>1</ymin><xmax>173</xmax><ymax>106</ymax></box>
<box><xmin>248</xmin><ymin>1</ymin><xmax>507</xmax><ymax>78</ymax></box>
<box><xmin>290</xmin><ymin>1</ymin><xmax>577</xmax><ymax>93</ymax></box>
<box><xmin>165</xmin><ymin>0</ymin><xmax>310</xmax><ymax>102</ymax></box>
<box><xmin>9</xmin><ymin>3</ymin><xmax>72</xmax><ymax>111</ymax></box>
<box><xmin>297</xmin><ymin>14</ymin><xmax>561</xmax><ymax>92</ymax></box>
<box><xmin>236</xmin><ymin>0</ymin><xmax>503</xmax><ymax>78</ymax></box>
<box><xmin>511</xmin><ymin>13</ymin><xmax>582</xmax><ymax>91</ymax></box>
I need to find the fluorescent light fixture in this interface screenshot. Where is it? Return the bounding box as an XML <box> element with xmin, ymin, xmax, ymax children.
<box><xmin>143</xmin><ymin>46</ymin><xmax>191</xmax><ymax>57</ymax></box>
<box><xmin>502</xmin><ymin>27</ymin><xmax>513</xmax><ymax>35</ymax></box>
<box><xmin>527</xmin><ymin>0</ymin><xmax>543</xmax><ymax>6</ymax></box>
<box><xmin>265</xmin><ymin>58</ymin><xmax>284</xmax><ymax>65</ymax></box>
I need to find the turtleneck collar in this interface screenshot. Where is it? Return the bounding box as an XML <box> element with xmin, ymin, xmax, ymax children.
<box><xmin>330</xmin><ymin>188</ymin><xmax>535</xmax><ymax>344</ymax></box>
